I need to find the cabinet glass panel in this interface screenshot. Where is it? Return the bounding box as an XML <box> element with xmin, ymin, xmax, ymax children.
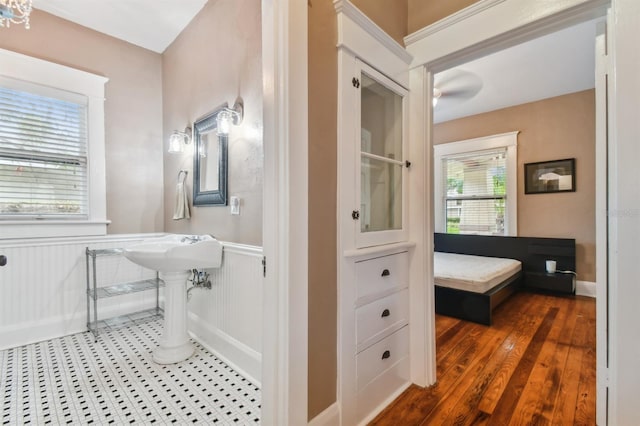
<box><xmin>360</xmin><ymin>72</ymin><xmax>404</xmax><ymax>234</ymax></box>
<box><xmin>360</xmin><ymin>157</ymin><xmax>403</xmax><ymax>232</ymax></box>
<box><xmin>360</xmin><ymin>74</ymin><xmax>403</xmax><ymax>159</ymax></box>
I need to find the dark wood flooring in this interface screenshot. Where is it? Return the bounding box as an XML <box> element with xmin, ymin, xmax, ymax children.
<box><xmin>370</xmin><ymin>291</ymin><xmax>596</xmax><ymax>425</ymax></box>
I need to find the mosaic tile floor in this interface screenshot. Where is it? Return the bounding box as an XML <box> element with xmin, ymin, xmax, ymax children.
<box><xmin>0</xmin><ymin>320</ymin><xmax>261</xmax><ymax>425</ymax></box>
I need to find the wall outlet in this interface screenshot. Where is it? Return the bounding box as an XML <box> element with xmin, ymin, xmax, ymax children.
<box><xmin>230</xmin><ymin>196</ymin><xmax>240</xmax><ymax>215</ymax></box>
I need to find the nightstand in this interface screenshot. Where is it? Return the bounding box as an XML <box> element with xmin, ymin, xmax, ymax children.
<box><xmin>524</xmin><ymin>271</ymin><xmax>576</xmax><ymax>294</ymax></box>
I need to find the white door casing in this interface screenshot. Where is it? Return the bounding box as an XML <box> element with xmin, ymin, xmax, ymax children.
<box><xmin>261</xmin><ymin>0</ymin><xmax>308</xmax><ymax>424</ymax></box>
<box><xmin>405</xmin><ymin>0</ymin><xmax>615</xmax><ymax>422</ymax></box>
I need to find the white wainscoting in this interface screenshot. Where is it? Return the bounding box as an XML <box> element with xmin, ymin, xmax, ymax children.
<box><xmin>187</xmin><ymin>243</ymin><xmax>264</xmax><ymax>386</ymax></box>
<box><xmin>0</xmin><ymin>234</ymin><xmax>165</xmax><ymax>350</ymax></box>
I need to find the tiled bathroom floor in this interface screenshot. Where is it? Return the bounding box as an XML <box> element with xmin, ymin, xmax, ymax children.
<box><xmin>0</xmin><ymin>319</ymin><xmax>261</xmax><ymax>425</ymax></box>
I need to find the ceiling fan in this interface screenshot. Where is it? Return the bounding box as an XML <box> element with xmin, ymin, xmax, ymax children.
<box><xmin>433</xmin><ymin>69</ymin><xmax>483</xmax><ymax>107</ymax></box>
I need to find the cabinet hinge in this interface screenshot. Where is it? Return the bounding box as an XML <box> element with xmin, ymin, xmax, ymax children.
<box><xmin>352</xmin><ymin>210</ymin><xmax>360</xmax><ymax>220</ymax></box>
<box><xmin>262</xmin><ymin>256</ymin><xmax>266</xmax><ymax>277</ymax></box>
<box><xmin>352</xmin><ymin>77</ymin><xmax>360</xmax><ymax>88</ymax></box>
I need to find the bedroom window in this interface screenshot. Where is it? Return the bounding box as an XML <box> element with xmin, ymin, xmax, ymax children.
<box><xmin>434</xmin><ymin>132</ymin><xmax>518</xmax><ymax>236</ymax></box>
<box><xmin>0</xmin><ymin>82</ymin><xmax>89</xmax><ymax>218</ymax></box>
<box><xmin>0</xmin><ymin>48</ymin><xmax>108</xmax><ymax>239</ymax></box>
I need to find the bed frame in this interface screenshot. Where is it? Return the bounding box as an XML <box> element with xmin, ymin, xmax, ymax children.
<box><xmin>434</xmin><ymin>233</ymin><xmax>576</xmax><ymax>325</ymax></box>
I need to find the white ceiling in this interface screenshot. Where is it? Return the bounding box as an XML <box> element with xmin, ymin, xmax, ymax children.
<box><xmin>433</xmin><ymin>19</ymin><xmax>600</xmax><ymax>123</ymax></box>
<box><xmin>32</xmin><ymin>0</ymin><xmax>208</xmax><ymax>53</ymax></box>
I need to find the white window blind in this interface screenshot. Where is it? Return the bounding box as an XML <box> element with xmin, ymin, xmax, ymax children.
<box><xmin>443</xmin><ymin>148</ymin><xmax>507</xmax><ymax>235</ymax></box>
<box><xmin>0</xmin><ymin>83</ymin><xmax>88</xmax><ymax>219</ymax></box>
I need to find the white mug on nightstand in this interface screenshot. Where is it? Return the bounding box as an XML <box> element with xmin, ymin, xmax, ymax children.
<box><xmin>546</xmin><ymin>260</ymin><xmax>557</xmax><ymax>273</ymax></box>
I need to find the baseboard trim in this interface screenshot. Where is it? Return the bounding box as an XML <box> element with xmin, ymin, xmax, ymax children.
<box><xmin>359</xmin><ymin>381</ymin><xmax>412</xmax><ymax>426</ymax></box>
<box><xmin>188</xmin><ymin>311</ymin><xmax>262</xmax><ymax>387</ymax></box>
<box><xmin>576</xmin><ymin>280</ymin><xmax>596</xmax><ymax>298</ymax></box>
<box><xmin>0</xmin><ymin>299</ymin><xmax>158</xmax><ymax>351</ymax></box>
<box><xmin>308</xmin><ymin>402</ymin><xmax>340</xmax><ymax>426</ymax></box>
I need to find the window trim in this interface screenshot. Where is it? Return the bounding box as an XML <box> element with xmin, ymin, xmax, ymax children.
<box><xmin>434</xmin><ymin>131</ymin><xmax>519</xmax><ymax>236</ymax></box>
<box><xmin>0</xmin><ymin>48</ymin><xmax>109</xmax><ymax>239</ymax></box>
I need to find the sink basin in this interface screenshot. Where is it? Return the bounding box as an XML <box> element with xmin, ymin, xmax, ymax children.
<box><xmin>124</xmin><ymin>234</ymin><xmax>223</xmax><ymax>272</ymax></box>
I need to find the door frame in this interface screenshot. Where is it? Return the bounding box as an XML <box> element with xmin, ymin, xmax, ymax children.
<box><xmin>405</xmin><ymin>0</ymin><xmax>609</xmax><ymax>419</ymax></box>
<box><xmin>261</xmin><ymin>0</ymin><xmax>308</xmax><ymax>425</ymax></box>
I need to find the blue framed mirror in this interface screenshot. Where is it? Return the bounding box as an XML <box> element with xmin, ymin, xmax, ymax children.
<box><xmin>193</xmin><ymin>109</ymin><xmax>228</xmax><ymax>206</ymax></box>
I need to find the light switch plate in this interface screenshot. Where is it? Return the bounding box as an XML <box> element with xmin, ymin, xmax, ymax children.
<box><xmin>230</xmin><ymin>196</ymin><xmax>240</xmax><ymax>215</ymax></box>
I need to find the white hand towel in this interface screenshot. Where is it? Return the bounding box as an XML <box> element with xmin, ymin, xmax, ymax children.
<box><xmin>173</xmin><ymin>171</ymin><xmax>190</xmax><ymax>220</ymax></box>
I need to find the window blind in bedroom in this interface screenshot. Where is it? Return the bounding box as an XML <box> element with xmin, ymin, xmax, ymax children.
<box><xmin>442</xmin><ymin>147</ymin><xmax>507</xmax><ymax>236</ymax></box>
<box><xmin>0</xmin><ymin>81</ymin><xmax>88</xmax><ymax>219</ymax></box>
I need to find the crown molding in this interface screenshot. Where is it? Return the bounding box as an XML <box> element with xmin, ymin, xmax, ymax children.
<box><xmin>334</xmin><ymin>0</ymin><xmax>412</xmax><ymax>65</ymax></box>
<box><xmin>404</xmin><ymin>0</ymin><xmax>506</xmax><ymax>47</ymax></box>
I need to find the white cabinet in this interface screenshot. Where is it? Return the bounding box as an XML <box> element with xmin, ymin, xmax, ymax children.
<box><xmin>336</xmin><ymin>2</ymin><xmax>414</xmax><ymax>424</ymax></box>
<box><xmin>339</xmin><ymin>249</ymin><xmax>412</xmax><ymax>425</ymax></box>
<box><xmin>352</xmin><ymin>251</ymin><xmax>410</xmax><ymax>421</ymax></box>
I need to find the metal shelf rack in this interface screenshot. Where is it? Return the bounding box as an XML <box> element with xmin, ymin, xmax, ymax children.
<box><xmin>85</xmin><ymin>247</ymin><xmax>163</xmax><ymax>340</ymax></box>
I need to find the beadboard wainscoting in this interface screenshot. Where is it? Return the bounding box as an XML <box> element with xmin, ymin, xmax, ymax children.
<box><xmin>187</xmin><ymin>243</ymin><xmax>264</xmax><ymax>386</ymax></box>
<box><xmin>0</xmin><ymin>234</ymin><xmax>165</xmax><ymax>350</ymax></box>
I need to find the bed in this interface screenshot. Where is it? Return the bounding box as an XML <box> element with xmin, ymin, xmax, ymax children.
<box><xmin>434</xmin><ymin>233</ymin><xmax>576</xmax><ymax>325</ymax></box>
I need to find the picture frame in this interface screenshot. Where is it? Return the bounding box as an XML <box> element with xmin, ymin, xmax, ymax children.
<box><xmin>524</xmin><ymin>158</ymin><xmax>576</xmax><ymax>194</ymax></box>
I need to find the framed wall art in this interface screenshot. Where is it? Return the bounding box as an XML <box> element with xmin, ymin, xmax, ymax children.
<box><xmin>524</xmin><ymin>158</ymin><xmax>576</xmax><ymax>194</ymax></box>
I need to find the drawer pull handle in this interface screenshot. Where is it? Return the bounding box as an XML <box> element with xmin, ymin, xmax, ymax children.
<box><xmin>381</xmin><ymin>309</ymin><xmax>390</xmax><ymax>318</ymax></box>
<box><xmin>381</xmin><ymin>269</ymin><xmax>390</xmax><ymax>277</ymax></box>
<box><xmin>382</xmin><ymin>350</ymin><xmax>391</xmax><ymax>360</ymax></box>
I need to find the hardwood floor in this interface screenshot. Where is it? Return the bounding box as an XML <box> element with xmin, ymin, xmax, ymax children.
<box><xmin>370</xmin><ymin>291</ymin><xmax>596</xmax><ymax>425</ymax></box>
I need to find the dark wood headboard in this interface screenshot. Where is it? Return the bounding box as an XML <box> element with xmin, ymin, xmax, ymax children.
<box><xmin>434</xmin><ymin>233</ymin><xmax>576</xmax><ymax>274</ymax></box>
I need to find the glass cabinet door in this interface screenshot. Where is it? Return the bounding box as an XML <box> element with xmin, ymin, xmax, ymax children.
<box><xmin>357</xmin><ymin>63</ymin><xmax>407</xmax><ymax>246</ymax></box>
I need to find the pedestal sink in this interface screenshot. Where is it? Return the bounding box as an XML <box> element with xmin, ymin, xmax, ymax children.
<box><xmin>124</xmin><ymin>234</ymin><xmax>223</xmax><ymax>364</ymax></box>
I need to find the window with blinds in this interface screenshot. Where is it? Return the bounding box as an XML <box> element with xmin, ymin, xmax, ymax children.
<box><xmin>443</xmin><ymin>148</ymin><xmax>507</xmax><ymax>235</ymax></box>
<box><xmin>0</xmin><ymin>83</ymin><xmax>88</xmax><ymax>219</ymax></box>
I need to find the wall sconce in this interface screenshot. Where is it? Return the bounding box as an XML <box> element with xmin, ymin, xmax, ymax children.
<box><xmin>168</xmin><ymin>126</ymin><xmax>191</xmax><ymax>154</ymax></box>
<box><xmin>216</xmin><ymin>101</ymin><xmax>244</xmax><ymax>136</ymax></box>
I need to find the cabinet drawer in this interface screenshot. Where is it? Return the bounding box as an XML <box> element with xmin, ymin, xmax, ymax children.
<box><xmin>356</xmin><ymin>289</ymin><xmax>409</xmax><ymax>351</ymax></box>
<box><xmin>356</xmin><ymin>325</ymin><xmax>409</xmax><ymax>392</ymax></box>
<box><xmin>356</xmin><ymin>252</ymin><xmax>409</xmax><ymax>301</ymax></box>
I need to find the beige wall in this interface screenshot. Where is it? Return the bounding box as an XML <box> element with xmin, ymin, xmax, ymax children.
<box><xmin>307</xmin><ymin>0</ymin><xmax>407</xmax><ymax>420</ymax></box>
<box><xmin>407</xmin><ymin>0</ymin><xmax>479</xmax><ymax>34</ymax></box>
<box><xmin>162</xmin><ymin>0</ymin><xmax>263</xmax><ymax>245</ymax></box>
<box><xmin>308</xmin><ymin>0</ymin><xmax>338</xmax><ymax>419</ymax></box>
<box><xmin>0</xmin><ymin>9</ymin><xmax>165</xmax><ymax>234</ymax></box>
<box><xmin>435</xmin><ymin>90</ymin><xmax>596</xmax><ymax>282</ymax></box>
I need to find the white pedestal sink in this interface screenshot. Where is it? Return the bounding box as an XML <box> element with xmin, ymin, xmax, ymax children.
<box><xmin>123</xmin><ymin>234</ymin><xmax>223</xmax><ymax>364</ymax></box>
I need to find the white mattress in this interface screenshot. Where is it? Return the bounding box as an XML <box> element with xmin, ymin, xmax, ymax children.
<box><xmin>434</xmin><ymin>252</ymin><xmax>522</xmax><ymax>293</ymax></box>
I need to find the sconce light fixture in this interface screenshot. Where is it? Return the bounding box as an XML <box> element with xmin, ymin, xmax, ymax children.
<box><xmin>168</xmin><ymin>126</ymin><xmax>192</xmax><ymax>154</ymax></box>
<box><xmin>216</xmin><ymin>101</ymin><xmax>244</xmax><ymax>136</ymax></box>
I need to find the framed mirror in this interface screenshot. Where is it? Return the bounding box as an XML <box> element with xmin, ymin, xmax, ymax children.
<box><xmin>193</xmin><ymin>109</ymin><xmax>228</xmax><ymax>205</ymax></box>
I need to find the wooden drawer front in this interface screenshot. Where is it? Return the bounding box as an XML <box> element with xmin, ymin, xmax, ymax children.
<box><xmin>356</xmin><ymin>325</ymin><xmax>409</xmax><ymax>392</ymax></box>
<box><xmin>356</xmin><ymin>289</ymin><xmax>409</xmax><ymax>351</ymax></box>
<box><xmin>356</xmin><ymin>252</ymin><xmax>409</xmax><ymax>300</ymax></box>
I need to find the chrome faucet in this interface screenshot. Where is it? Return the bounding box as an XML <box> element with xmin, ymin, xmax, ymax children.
<box><xmin>180</xmin><ymin>235</ymin><xmax>202</xmax><ymax>244</ymax></box>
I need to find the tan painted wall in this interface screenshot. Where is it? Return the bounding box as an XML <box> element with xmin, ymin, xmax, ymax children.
<box><xmin>0</xmin><ymin>9</ymin><xmax>165</xmax><ymax>234</ymax></box>
<box><xmin>307</xmin><ymin>0</ymin><xmax>407</xmax><ymax>420</ymax></box>
<box><xmin>434</xmin><ymin>90</ymin><xmax>596</xmax><ymax>282</ymax></box>
<box><xmin>407</xmin><ymin>0</ymin><xmax>480</xmax><ymax>34</ymax></box>
<box><xmin>162</xmin><ymin>0</ymin><xmax>263</xmax><ymax>245</ymax></box>
<box><xmin>308</xmin><ymin>0</ymin><xmax>338</xmax><ymax>419</ymax></box>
